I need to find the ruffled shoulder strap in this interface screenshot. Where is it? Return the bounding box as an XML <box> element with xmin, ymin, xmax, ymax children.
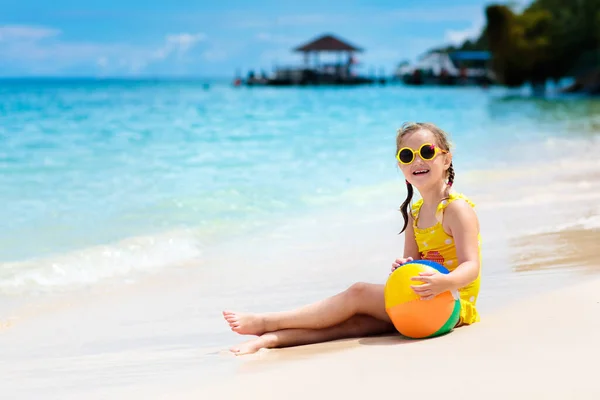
<box><xmin>435</xmin><ymin>192</ymin><xmax>475</xmax><ymax>221</ymax></box>
<box><xmin>410</xmin><ymin>199</ymin><xmax>424</xmax><ymax>221</ymax></box>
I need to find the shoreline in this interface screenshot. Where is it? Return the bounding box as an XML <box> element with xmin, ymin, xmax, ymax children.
<box><xmin>2</xmin><ymin>136</ymin><xmax>599</xmax><ymax>300</ymax></box>
<box><xmin>2</xmin><ymin>130</ymin><xmax>599</xmax><ymax>298</ymax></box>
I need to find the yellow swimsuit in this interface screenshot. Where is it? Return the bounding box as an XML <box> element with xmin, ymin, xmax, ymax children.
<box><xmin>411</xmin><ymin>192</ymin><xmax>481</xmax><ymax>325</ymax></box>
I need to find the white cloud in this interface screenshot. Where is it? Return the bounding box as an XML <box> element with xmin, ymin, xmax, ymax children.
<box><xmin>444</xmin><ymin>17</ymin><xmax>485</xmax><ymax>46</ymax></box>
<box><xmin>153</xmin><ymin>32</ymin><xmax>206</xmax><ymax>59</ymax></box>
<box><xmin>0</xmin><ymin>25</ymin><xmax>60</xmax><ymax>41</ymax></box>
<box><xmin>0</xmin><ymin>33</ymin><xmax>131</xmax><ymax>75</ymax></box>
<box><xmin>0</xmin><ymin>25</ymin><xmax>208</xmax><ymax>75</ymax></box>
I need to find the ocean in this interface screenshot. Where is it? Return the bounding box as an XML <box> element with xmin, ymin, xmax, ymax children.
<box><xmin>2</xmin><ymin>79</ymin><xmax>598</xmax><ymax>296</ymax></box>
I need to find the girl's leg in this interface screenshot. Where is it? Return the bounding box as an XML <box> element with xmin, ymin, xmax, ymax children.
<box><xmin>230</xmin><ymin>314</ymin><xmax>395</xmax><ymax>355</ymax></box>
<box><xmin>223</xmin><ymin>282</ymin><xmax>390</xmax><ymax>335</ymax></box>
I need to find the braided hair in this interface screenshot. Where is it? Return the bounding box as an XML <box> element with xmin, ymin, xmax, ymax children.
<box><xmin>447</xmin><ymin>162</ymin><xmax>455</xmax><ymax>187</ymax></box>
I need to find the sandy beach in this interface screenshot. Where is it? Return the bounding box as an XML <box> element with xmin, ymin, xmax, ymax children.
<box><xmin>154</xmin><ymin>276</ymin><xmax>600</xmax><ymax>400</ymax></box>
<box><xmin>1</xmin><ymin>147</ymin><xmax>600</xmax><ymax>399</ymax></box>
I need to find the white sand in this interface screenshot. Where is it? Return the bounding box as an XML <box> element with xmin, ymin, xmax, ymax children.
<box><xmin>159</xmin><ymin>276</ymin><xmax>600</xmax><ymax>400</ymax></box>
<box><xmin>18</xmin><ymin>275</ymin><xmax>595</xmax><ymax>400</ymax></box>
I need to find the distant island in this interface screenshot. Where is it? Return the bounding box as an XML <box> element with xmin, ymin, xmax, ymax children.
<box><xmin>413</xmin><ymin>0</ymin><xmax>599</xmax><ymax>95</ymax></box>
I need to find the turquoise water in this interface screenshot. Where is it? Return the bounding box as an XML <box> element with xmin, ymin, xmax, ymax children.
<box><xmin>1</xmin><ymin>79</ymin><xmax>599</xmax><ymax>294</ymax></box>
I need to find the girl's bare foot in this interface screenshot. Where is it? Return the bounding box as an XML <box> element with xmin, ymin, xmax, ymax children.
<box><xmin>228</xmin><ymin>315</ymin><xmax>395</xmax><ymax>356</ymax></box>
<box><xmin>229</xmin><ymin>332</ymin><xmax>278</xmax><ymax>355</ymax></box>
<box><xmin>222</xmin><ymin>311</ymin><xmax>268</xmax><ymax>335</ymax></box>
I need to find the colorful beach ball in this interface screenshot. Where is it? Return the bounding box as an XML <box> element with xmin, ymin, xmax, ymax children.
<box><xmin>384</xmin><ymin>260</ymin><xmax>461</xmax><ymax>339</ymax></box>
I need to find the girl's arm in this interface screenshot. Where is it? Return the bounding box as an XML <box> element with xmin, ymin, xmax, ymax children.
<box><xmin>443</xmin><ymin>200</ymin><xmax>480</xmax><ymax>290</ymax></box>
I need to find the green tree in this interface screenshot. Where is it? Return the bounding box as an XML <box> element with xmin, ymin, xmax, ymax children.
<box><xmin>485</xmin><ymin>0</ymin><xmax>600</xmax><ymax>92</ymax></box>
<box><xmin>486</xmin><ymin>4</ymin><xmax>553</xmax><ymax>89</ymax></box>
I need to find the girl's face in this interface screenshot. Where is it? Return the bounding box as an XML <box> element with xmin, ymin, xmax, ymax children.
<box><xmin>397</xmin><ymin>129</ymin><xmax>452</xmax><ymax>190</ymax></box>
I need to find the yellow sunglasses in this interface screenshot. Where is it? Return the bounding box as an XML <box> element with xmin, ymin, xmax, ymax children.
<box><xmin>396</xmin><ymin>143</ymin><xmax>448</xmax><ymax>165</ymax></box>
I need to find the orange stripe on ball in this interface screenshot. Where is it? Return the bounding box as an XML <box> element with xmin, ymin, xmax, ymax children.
<box><xmin>386</xmin><ymin>291</ymin><xmax>456</xmax><ymax>338</ymax></box>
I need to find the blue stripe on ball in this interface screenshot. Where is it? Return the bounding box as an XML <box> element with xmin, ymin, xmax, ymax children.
<box><xmin>404</xmin><ymin>259</ymin><xmax>450</xmax><ymax>274</ymax></box>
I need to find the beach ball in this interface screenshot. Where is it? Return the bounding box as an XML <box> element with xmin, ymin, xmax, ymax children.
<box><xmin>384</xmin><ymin>260</ymin><xmax>460</xmax><ymax>339</ymax></box>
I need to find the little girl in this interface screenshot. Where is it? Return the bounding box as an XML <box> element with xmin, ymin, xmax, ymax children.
<box><xmin>223</xmin><ymin>122</ymin><xmax>482</xmax><ymax>355</ymax></box>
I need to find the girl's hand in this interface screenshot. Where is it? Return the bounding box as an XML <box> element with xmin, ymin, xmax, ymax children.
<box><xmin>391</xmin><ymin>257</ymin><xmax>413</xmax><ymax>273</ymax></box>
<box><xmin>410</xmin><ymin>271</ymin><xmax>451</xmax><ymax>300</ymax></box>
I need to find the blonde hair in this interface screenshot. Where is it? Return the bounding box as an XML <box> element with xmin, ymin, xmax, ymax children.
<box><xmin>396</xmin><ymin>122</ymin><xmax>455</xmax><ymax>234</ymax></box>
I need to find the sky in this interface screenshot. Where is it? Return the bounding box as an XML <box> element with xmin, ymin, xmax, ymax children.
<box><xmin>0</xmin><ymin>0</ymin><xmax>525</xmax><ymax>78</ymax></box>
